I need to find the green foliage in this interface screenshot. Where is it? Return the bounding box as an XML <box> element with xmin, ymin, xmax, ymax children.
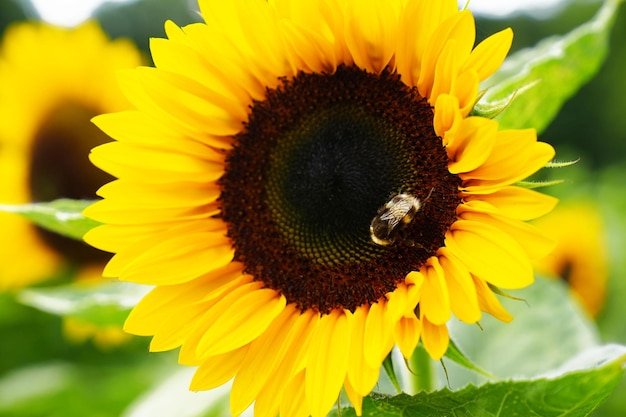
<box><xmin>17</xmin><ymin>281</ymin><xmax>149</xmax><ymax>327</ymax></box>
<box><xmin>331</xmin><ymin>345</ymin><xmax>625</xmax><ymax>417</ymax></box>
<box><xmin>0</xmin><ymin>199</ymin><xmax>99</xmax><ymax>240</ymax></box>
<box><xmin>474</xmin><ymin>0</ymin><xmax>623</xmax><ymax>135</ymax></box>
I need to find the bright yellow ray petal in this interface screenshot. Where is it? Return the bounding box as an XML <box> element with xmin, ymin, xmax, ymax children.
<box><xmin>395</xmin><ymin>315</ymin><xmax>421</xmax><ymax>359</ymax></box>
<box><xmin>418</xmin><ymin>10</ymin><xmax>475</xmax><ymax>99</ymax></box>
<box><xmin>123</xmin><ymin>263</ymin><xmax>247</xmax><ymax>336</ymax></box>
<box><xmin>421</xmin><ymin>316</ymin><xmax>449</xmax><ymax>360</ymax></box>
<box><xmin>464</xmin><ymin>186</ymin><xmax>558</xmax><ymax>220</ymax></box>
<box><xmin>453</xmin><ymin>69</ymin><xmax>479</xmax><ymax>116</ymax></box>
<box><xmin>196</xmin><ymin>285</ymin><xmax>287</xmax><ymax>357</ymax></box>
<box><xmin>447</xmin><ymin>117</ymin><xmax>498</xmax><ymax>174</ymax></box>
<box><xmin>398</xmin><ymin>0</ymin><xmax>460</xmax><ymax>85</ymax></box>
<box><xmin>472</xmin><ymin>275</ymin><xmax>513</xmax><ymax>322</ymax></box>
<box><xmin>461</xmin><ymin>130</ymin><xmax>555</xmax><ymax>191</ymax></box>
<box><xmin>115</xmin><ymin>231</ymin><xmax>233</xmax><ymax>285</ymax></box>
<box><xmin>419</xmin><ymin>257</ymin><xmax>451</xmax><ymax>325</ymax></box>
<box><xmin>343</xmin><ymin>376</ymin><xmax>364</xmax><ymax>416</ymax></box>
<box><xmin>347</xmin><ymin>306</ymin><xmax>380</xmax><ymax>396</ymax></box>
<box><xmin>253</xmin><ymin>309</ymin><xmax>319</xmax><ymax>417</ymax></box>
<box><xmin>437</xmin><ymin>247</ymin><xmax>481</xmax><ymax>323</ymax></box>
<box><xmin>386</xmin><ymin>282</ymin><xmax>414</xmax><ymax>323</ymax></box>
<box><xmin>461</xmin><ymin>28</ymin><xmax>513</xmax><ymax>81</ymax></box>
<box><xmin>230</xmin><ymin>305</ymin><xmax>300</xmax><ymax>416</ymax></box>
<box><xmin>430</xmin><ymin>39</ymin><xmax>461</xmax><ymax>104</ymax></box>
<box><xmin>305</xmin><ymin>309</ymin><xmax>351</xmax><ymax>417</ymax></box>
<box><xmin>446</xmin><ymin>219</ymin><xmax>533</xmax><ymax>289</ymax></box>
<box><xmin>97</xmin><ymin>179</ymin><xmax>220</xmax><ymax>209</ymax></box>
<box><xmin>89</xmin><ymin>142</ymin><xmax>224</xmax><ymax>184</ymax></box>
<box><xmin>280</xmin><ymin>371</ymin><xmax>309</xmax><ymax>417</ymax></box>
<box><xmin>344</xmin><ymin>0</ymin><xmax>400</xmax><ymax>73</ymax></box>
<box><xmin>189</xmin><ymin>345</ymin><xmax>249</xmax><ymax>391</ymax></box>
<box><xmin>433</xmin><ymin>94</ymin><xmax>462</xmax><ymax>141</ymax></box>
<box><xmin>363</xmin><ymin>300</ymin><xmax>394</xmax><ymax>369</ymax></box>
<box><xmin>458</xmin><ymin>201</ymin><xmax>556</xmax><ymax>260</ymax></box>
<box><xmin>136</xmin><ymin>67</ymin><xmax>248</xmax><ymax>137</ymax></box>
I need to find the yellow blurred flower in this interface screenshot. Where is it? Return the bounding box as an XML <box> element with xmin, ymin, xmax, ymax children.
<box><xmin>533</xmin><ymin>202</ymin><xmax>608</xmax><ymax>317</ymax></box>
<box><xmin>85</xmin><ymin>1</ymin><xmax>557</xmax><ymax>415</ymax></box>
<box><xmin>0</xmin><ymin>21</ymin><xmax>144</xmax><ymax>290</ymax></box>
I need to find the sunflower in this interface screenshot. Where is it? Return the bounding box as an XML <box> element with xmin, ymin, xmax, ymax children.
<box><xmin>0</xmin><ymin>21</ymin><xmax>144</xmax><ymax>291</ymax></box>
<box><xmin>533</xmin><ymin>202</ymin><xmax>608</xmax><ymax>317</ymax></box>
<box><xmin>84</xmin><ymin>1</ymin><xmax>557</xmax><ymax>416</ymax></box>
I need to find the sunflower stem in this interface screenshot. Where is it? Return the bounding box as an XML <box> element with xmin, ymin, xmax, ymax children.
<box><xmin>409</xmin><ymin>345</ymin><xmax>434</xmax><ymax>393</ymax></box>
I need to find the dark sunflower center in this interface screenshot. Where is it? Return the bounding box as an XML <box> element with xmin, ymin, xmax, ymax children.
<box><xmin>219</xmin><ymin>65</ymin><xmax>461</xmax><ymax>313</ymax></box>
<box><xmin>29</xmin><ymin>102</ymin><xmax>113</xmax><ymax>264</ymax></box>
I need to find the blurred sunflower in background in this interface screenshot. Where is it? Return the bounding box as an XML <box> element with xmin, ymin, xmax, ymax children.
<box><xmin>533</xmin><ymin>201</ymin><xmax>608</xmax><ymax>317</ymax></box>
<box><xmin>0</xmin><ymin>21</ymin><xmax>143</xmax><ymax>345</ymax></box>
<box><xmin>84</xmin><ymin>0</ymin><xmax>557</xmax><ymax>416</ymax></box>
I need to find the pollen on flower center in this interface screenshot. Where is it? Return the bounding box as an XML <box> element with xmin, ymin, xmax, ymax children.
<box><xmin>219</xmin><ymin>65</ymin><xmax>461</xmax><ymax>313</ymax></box>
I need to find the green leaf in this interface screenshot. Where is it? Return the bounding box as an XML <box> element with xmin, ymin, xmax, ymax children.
<box><xmin>17</xmin><ymin>281</ymin><xmax>150</xmax><ymax>327</ymax></box>
<box><xmin>445</xmin><ymin>277</ymin><xmax>600</xmax><ymax>386</ymax></box>
<box><xmin>474</xmin><ymin>0</ymin><xmax>624</xmax><ymax>134</ymax></box>
<box><xmin>330</xmin><ymin>345</ymin><xmax>626</xmax><ymax>417</ymax></box>
<box><xmin>443</xmin><ymin>337</ymin><xmax>495</xmax><ymax>380</ymax></box>
<box><xmin>0</xmin><ymin>199</ymin><xmax>99</xmax><ymax>240</ymax></box>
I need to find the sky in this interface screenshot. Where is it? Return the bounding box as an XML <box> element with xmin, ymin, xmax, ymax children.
<box><xmin>31</xmin><ymin>0</ymin><xmax>571</xmax><ymax>27</ymax></box>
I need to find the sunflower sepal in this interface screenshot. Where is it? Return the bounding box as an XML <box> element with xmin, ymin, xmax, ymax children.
<box><xmin>0</xmin><ymin>199</ymin><xmax>100</xmax><ymax>241</ymax></box>
<box><xmin>470</xmin><ymin>80</ymin><xmax>538</xmax><ymax>121</ymax></box>
<box><xmin>544</xmin><ymin>158</ymin><xmax>580</xmax><ymax>169</ymax></box>
<box><xmin>515</xmin><ymin>179</ymin><xmax>566</xmax><ymax>189</ymax></box>
<box><xmin>443</xmin><ymin>337</ymin><xmax>496</xmax><ymax>380</ymax></box>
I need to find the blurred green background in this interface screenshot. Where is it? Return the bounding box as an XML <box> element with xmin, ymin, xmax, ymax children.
<box><xmin>0</xmin><ymin>0</ymin><xmax>624</xmax><ymax>416</ymax></box>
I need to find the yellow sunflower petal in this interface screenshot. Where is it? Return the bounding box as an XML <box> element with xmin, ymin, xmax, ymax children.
<box><xmin>196</xmin><ymin>284</ymin><xmax>286</xmax><ymax>357</ymax></box>
<box><xmin>135</xmin><ymin>67</ymin><xmax>248</xmax><ymax>137</ymax></box>
<box><xmin>458</xmin><ymin>201</ymin><xmax>557</xmax><ymax>260</ymax></box>
<box><xmin>113</xmin><ymin>230</ymin><xmax>233</xmax><ymax>285</ymax></box>
<box><xmin>280</xmin><ymin>371</ymin><xmax>309</xmax><ymax>417</ymax></box>
<box><xmin>343</xmin><ymin>376</ymin><xmax>364</xmax><ymax>416</ymax></box>
<box><xmin>418</xmin><ymin>10</ymin><xmax>475</xmax><ymax>100</ymax></box>
<box><xmin>305</xmin><ymin>309</ymin><xmax>351</xmax><ymax>417</ymax></box>
<box><xmin>253</xmin><ymin>310</ymin><xmax>319</xmax><ymax>417</ymax></box>
<box><xmin>230</xmin><ymin>305</ymin><xmax>300</xmax><ymax>416</ymax></box>
<box><xmin>394</xmin><ymin>315</ymin><xmax>421</xmax><ymax>359</ymax></box>
<box><xmin>189</xmin><ymin>345</ymin><xmax>250</xmax><ymax>391</ymax></box>
<box><xmin>472</xmin><ymin>275</ymin><xmax>513</xmax><ymax>322</ymax></box>
<box><xmin>437</xmin><ymin>247</ymin><xmax>481</xmax><ymax>324</ymax></box>
<box><xmin>421</xmin><ymin>316</ymin><xmax>449</xmax><ymax>360</ymax></box>
<box><xmin>461</xmin><ymin>28</ymin><xmax>513</xmax><ymax>81</ymax></box>
<box><xmin>363</xmin><ymin>301</ymin><xmax>394</xmax><ymax>369</ymax></box>
<box><xmin>347</xmin><ymin>305</ymin><xmax>380</xmax><ymax>396</ymax></box>
<box><xmin>397</xmin><ymin>0</ymin><xmax>459</xmax><ymax>85</ymax></box>
<box><xmin>123</xmin><ymin>264</ymin><xmax>248</xmax><ymax>337</ymax></box>
<box><xmin>89</xmin><ymin>142</ymin><xmax>224</xmax><ymax>184</ymax></box>
<box><xmin>462</xmin><ymin>129</ymin><xmax>555</xmax><ymax>190</ymax></box>
<box><xmin>420</xmin><ymin>257</ymin><xmax>451</xmax><ymax>325</ymax></box>
<box><xmin>386</xmin><ymin>271</ymin><xmax>423</xmax><ymax>322</ymax></box>
<box><xmin>433</xmin><ymin>94</ymin><xmax>462</xmax><ymax>141</ymax></box>
<box><xmin>343</xmin><ymin>0</ymin><xmax>400</xmax><ymax>73</ymax></box>
<box><xmin>453</xmin><ymin>69</ymin><xmax>479</xmax><ymax>116</ymax></box>
<box><xmin>446</xmin><ymin>219</ymin><xmax>533</xmax><ymax>289</ymax></box>
<box><xmin>447</xmin><ymin>117</ymin><xmax>498</xmax><ymax>174</ymax></box>
<box><xmin>464</xmin><ymin>185</ymin><xmax>559</xmax><ymax>220</ymax></box>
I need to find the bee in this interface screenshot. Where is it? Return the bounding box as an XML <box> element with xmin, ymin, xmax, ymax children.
<box><xmin>369</xmin><ymin>189</ymin><xmax>432</xmax><ymax>246</ymax></box>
